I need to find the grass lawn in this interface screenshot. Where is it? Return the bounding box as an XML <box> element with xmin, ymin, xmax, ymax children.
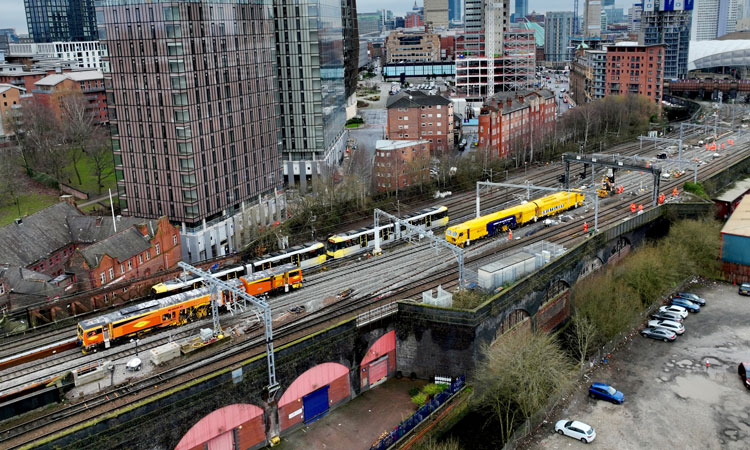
<box><xmin>0</xmin><ymin>193</ymin><xmax>59</xmax><ymax>227</ymax></box>
<box><xmin>63</xmin><ymin>151</ymin><xmax>116</xmax><ymax>196</ymax></box>
<box><xmin>345</xmin><ymin>123</ymin><xmax>363</xmax><ymax>128</ymax></box>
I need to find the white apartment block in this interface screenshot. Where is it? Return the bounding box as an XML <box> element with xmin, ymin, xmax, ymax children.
<box><xmin>9</xmin><ymin>41</ymin><xmax>102</xmax><ymax>69</ymax></box>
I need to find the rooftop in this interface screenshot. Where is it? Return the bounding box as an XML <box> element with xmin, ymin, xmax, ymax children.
<box><xmin>715</xmin><ymin>178</ymin><xmax>750</xmax><ymax>203</ymax></box>
<box><xmin>79</xmin><ymin>226</ymin><xmax>152</xmax><ymax>268</ymax></box>
<box><xmin>722</xmin><ymin>196</ymin><xmax>750</xmax><ymax>238</ymax></box>
<box><xmin>34</xmin><ymin>70</ymin><xmax>102</xmax><ymax>87</ymax></box>
<box><xmin>375</xmin><ymin>139</ymin><xmax>429</xmax><ymax>150</ymax></box>
<box><xmin>386</xmin><ymin>90</ymin><xmax>451</xmax><ymax>109</ymax></box>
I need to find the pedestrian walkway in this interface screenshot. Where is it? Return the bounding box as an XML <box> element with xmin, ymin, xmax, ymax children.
<box><xmin>275</xmin><ymin>378</ymin><xmax>425</xmax><ymax>450</ymax></box>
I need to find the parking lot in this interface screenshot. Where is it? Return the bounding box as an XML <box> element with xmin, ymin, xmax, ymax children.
<box><xmin>522</xmin><ymin>282</ymin><xmax>750</xmax><ymax>449</ymax></box>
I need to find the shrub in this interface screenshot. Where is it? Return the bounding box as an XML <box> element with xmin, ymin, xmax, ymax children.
<box><xmin>423</xmin><ymin>383</ymin><xmax>449</xmax><ymax>396</ymax></box>
<box><xmin>411</xmin><ymin>392</ymin><xmax>428</xmax><ymax>407</ymax></box>
<box><xmin>357</xmin><ymin>100</ymin><xmax>369</xmax><ymax>108</ymax></box>
<box><xmin>408</xmin><ymin>387</ymin><xmax>421</xmax><ymax>397</ymax></box>
<box><xmin>451</xmin><ymin>289</ymin><xmax>488</xmax><ymax>310</ymax></box>
<box><xmin>683</xmin><ymin>181</ymin><xmax>709</xmax><ymax>200</ymax></box>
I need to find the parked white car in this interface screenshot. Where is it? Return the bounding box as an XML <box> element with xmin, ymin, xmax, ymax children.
<box><xmin>648</xmin><ymin>319</ymin><xmax>685</xmax><ymax>335</ymax></box>
<box><xmin>555</xmin><ymin>420</ymin><xmax>596</xmax><ymax>443</ymax></box>
<box><xmin>659</xmin><ymin>305</ymin><xmax>689</xmax><ymax>319</ymax></box>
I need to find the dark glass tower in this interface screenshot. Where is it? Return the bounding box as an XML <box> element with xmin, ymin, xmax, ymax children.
<box><xmin>25</xmin><ymin>0</ymin><xmax>98</xmax><ymax>42</ymax></box>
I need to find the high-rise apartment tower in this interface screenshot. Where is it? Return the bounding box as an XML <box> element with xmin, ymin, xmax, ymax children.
<box><xmin>640</xmin><ymin>0</ymin><xmax>693</xmax><ymax>79</ymax></box>
<box><xmin>96</xmin><ymin>0</ymin><xmax>282</xmax><ymax>261</ymax></box>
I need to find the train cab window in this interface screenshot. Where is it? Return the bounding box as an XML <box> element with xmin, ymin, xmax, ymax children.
<box><xmin>86</xmin><ymin>328</ymin><xmax>102</xmax><ymax>338</ymax></box>
<box><xmin>433</xmin><ymin>210</ymin><xmax>447</xmax><ymax>220</ymax></box>
<box><xmin>162</xmin><ymin>312</ymin><xmax>175</xmax><ymax>321</ymax></box>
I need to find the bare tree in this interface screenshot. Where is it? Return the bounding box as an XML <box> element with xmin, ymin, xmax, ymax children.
<box><xmin>473</xmin><ymin>329</ymin><xmax>574</xmax><ymax>443</ymax></box>
<box><xmin>88</xmin><ymin>128</ymin><xmax>114</xmax><ymax>194</ymax></box>
<box><xmin>0</xmin><ymin>147</ymin><xmax>22</xmax><ymax>211</ymax></box>
<box><xmin>571</xmin><ymin>313</ymin><xmax>598</xmax><ymax>368</ymax></box>
<box><xmin>59</xmin><ymin>91</ymin><xmax>97</xmax><ymax>185</ymax></box>
<box><xmin>3</xmin><ymin>101</ymin><xmax>60</xmax><ymax>173</ymax></box>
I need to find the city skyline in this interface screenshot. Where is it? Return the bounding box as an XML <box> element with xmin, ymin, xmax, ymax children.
<box><xmin>1</xmin><ymin>0</ymin><xmax>642</xmax><ymax>32</ymax></box>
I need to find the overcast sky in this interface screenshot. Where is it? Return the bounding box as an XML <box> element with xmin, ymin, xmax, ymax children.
<box><xmin>0</xmin><ymin>1</ymin><xmax>635</xmax><ymax>35</ymax></box>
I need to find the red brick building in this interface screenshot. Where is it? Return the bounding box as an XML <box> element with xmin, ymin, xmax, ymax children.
<box><xmin>33</xmin><ymin>70</ymin><xmax>108</xmax><ymax>124</ymax></box>
<box><xmin>477</xmin><ymin>89</ymin><xmax>556</xmax><ymax>158</ymax></box>
<box><xmin>440</xmin><ymin>35</ymin><xmax>455</xmax><ymax>61</ymax></box>
<box><xmin>0</xmin><ymin>201</ymin><xmax>181</xmax><ymax>301</ymax></box>
<box><xmin>374</xmin><ymin>140</ymin><xmax>431</xmax><ymax>193</ymax></box>
<box><xmin>386</xmin><ymin>90</ymin><xmax>454</xmax><ymax>153</ymax></box>
<box><xmin>67</xmin><ymin>216</ymin><xmax>181</xmax><ymax>290</ymax></box>
<box><xmin>604</xmin><ymin>43</ymin><xmax>665</xmax><ymax>108</ymax></box>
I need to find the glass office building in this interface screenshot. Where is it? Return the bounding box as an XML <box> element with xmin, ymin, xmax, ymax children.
<box><xmin>25</xmin><ymin>0</ymin><xmax>98</xmax><ymax>42</ymax></box>
<box><xmin>274</xmin><ymin>0</ymin><xmax>347</xmax><ymax>182</ymax></box>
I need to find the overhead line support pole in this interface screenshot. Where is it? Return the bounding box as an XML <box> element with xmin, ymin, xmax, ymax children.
<box><xmin>177</xmin><ymin>262</ymin><xmax>279</xmax><ymax>396</ymax></box>
<box><xmin>373</xmin><ymin>208</ymin><xmax>466</xmax><ymax>289</ymax></box>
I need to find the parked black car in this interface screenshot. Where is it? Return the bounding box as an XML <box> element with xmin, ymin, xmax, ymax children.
<box><xmin>739</xmin><ymin>362</ymin><xmax>750</xmax><ymax>389</ymax></box>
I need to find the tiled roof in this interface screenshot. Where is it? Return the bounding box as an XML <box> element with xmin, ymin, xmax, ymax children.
<box><xmin>79</xmin><ymin>227</ymin><xmax>152</xmax><ymax>268</ymax></box>
<box><xmin>68</xmin><ymin>216</ymin><xmax>158</xmax><ymax>244</ymax></box>
<box><xmin>0</xmin><ymin>264</ymin><xmax>65</xmax><ymax>300</ymax></box>
<box><xmin>0</xmin><ymin>202</ymin><xmax>82</xmax><ymax>267</ymax></box>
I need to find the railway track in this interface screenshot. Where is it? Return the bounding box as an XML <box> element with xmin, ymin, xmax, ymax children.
<box><xmin>1</xmin><ymin>126</ymin><xmax>743</xmax><ymax>448</ymax></box>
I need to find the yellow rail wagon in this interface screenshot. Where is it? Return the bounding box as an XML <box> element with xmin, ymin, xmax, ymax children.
<box><xmin>446</xmin><ymin>191</ymin><xmax>584</xmax><ymax>247</ymax></box>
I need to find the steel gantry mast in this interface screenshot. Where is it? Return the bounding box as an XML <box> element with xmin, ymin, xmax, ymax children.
<box><xmin>562</xmin><ymin>153</ymin><xmax>663</xmax><ymax>206</ymax></box>
<box><xmin>177</xmin><ymin>262</ymin><xmax>280</xmax><ymax>396</ymax></box>
<box><xmin>475</xmin><ymin>181</ymin><xmax>601</xmax><ymax>231</ymax></box>
<box><xmin>372</xmin><ymin>208</ymin><xmax>466</xmax><ymax>289</ymax></box>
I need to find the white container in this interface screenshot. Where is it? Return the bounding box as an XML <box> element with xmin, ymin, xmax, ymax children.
<box><xmin>149</xmin><ymin>342</ymin><xmax>181</xmax><ymax>366</ymax></box>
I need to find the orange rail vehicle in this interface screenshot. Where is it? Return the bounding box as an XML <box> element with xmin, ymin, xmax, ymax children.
<box><xmin>77</xmin><ymin>264</ymin><xmax>302</xmax><ymax>352</ymax></box>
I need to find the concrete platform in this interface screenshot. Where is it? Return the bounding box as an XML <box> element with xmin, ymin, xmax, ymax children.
<box><xmin>276</xmin><ymin>378</ymin><xmax>425</xmax><ymax>450</ymax></box>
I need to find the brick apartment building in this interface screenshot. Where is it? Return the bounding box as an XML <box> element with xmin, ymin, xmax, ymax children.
<box><xmin>477</xmin><ymin>89</ymin><xmax>556</xmax><ymax>158</ymax></box>
<box><xmin>604</xmin><ymin>43</ymin><xmax>665</xmax><ymax>107</ymax></box>
<box><xmin>386</xmin><ymin>90</ymin><xmax>454</xmax><ymax>153</ymax></box>
<box><xmin>374</xmin><ymin>140</ymin><xmax>431</xmax><ymax>193</ymax></box>
<box><xmin>32</xmin><ymin>70</ymin><xmax>107</xmax><ymax>124</ymax></box>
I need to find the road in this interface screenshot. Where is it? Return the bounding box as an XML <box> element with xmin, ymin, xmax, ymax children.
<box><xmin>521</xmin><ymin>282</ymin><xmax>750</xmax><ymax>450</ymax></box>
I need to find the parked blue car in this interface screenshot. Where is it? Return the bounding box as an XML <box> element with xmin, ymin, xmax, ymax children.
<box><xmin>588</xmin><ymin>382</ymin><xmax>625</xmax><ymax>404</ymax></box>
<box><xmin>670</xmin><ymin>297</ymin><xmax>700</xmax><ymax>313</ymax></box>
<box><xmin>674</xmin><ymin>292</ymin><xmax>706</xmax><ymax>306</ymax></box>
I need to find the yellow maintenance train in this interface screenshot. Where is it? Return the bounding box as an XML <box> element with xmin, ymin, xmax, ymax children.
<box><xmin>445</xmin><ymin>191</ymin><xmax>584</xmax><ymax>247</ymax></box>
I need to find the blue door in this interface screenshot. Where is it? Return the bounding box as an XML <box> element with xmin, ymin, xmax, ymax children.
<box><xmin>303</xmin><ymin>386</ymin><xmax>330</xmax><ymax>424</ymax></box>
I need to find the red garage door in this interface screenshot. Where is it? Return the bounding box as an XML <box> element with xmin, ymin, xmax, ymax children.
<box><xmin>369</xmin><ymin>356</ymin><xmax>388</xmax><ymax>387</ymax></box>
<box><xmin>206</xmin><ymin>430</ymin><xmax>233</xmax><ymax>450</ymax></box>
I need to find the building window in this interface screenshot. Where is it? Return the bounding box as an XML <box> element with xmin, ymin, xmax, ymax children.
<box><xmin>108</xmin><ymin>268</ymin><xmax>114</xmax><ymax>280</ymax></box>
<box><xmin>0</xmin><ymin>284</ymin><xmax>4</xmax><ymax>295</ymax></box>
<box><xmin>155</xmin><ymin>243</ymin><xmax>161</xmax><ymax>255</ymax></box>
<box><xmin>139</xmin><ymin>254</ymin><xmax>143</xmax><ymax>264</ymax></box>
<box><xmin>120</xmin><ymin>264</ymin><xmax>125</xmax><ymax>274</ymax></box>
<box><xmin>128</xmin><ymin>260</ymin><xmax>132</xmax><ymax>270</ymax></box>
<box><xmin>146</xmin><ymin>250</ymin><xmax>151</xmax><ymax>261</ymax></box>
<box><xmin>100</xmin><ymin>272</ymin><xmax>106</xmax><ymax>285</ymax></box>
<box><xmin>173</xmin><ymin>235</ymin><xmax>178</xmax><ymax>246</ymax></box>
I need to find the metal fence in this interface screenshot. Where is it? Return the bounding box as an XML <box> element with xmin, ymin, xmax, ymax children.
<box><xmin>369</xmin><ymin>375</ymin><xmax>466</xmax><ymax>450</ymax></box>
<box><xmin>356</xmin><ymin>302</ymin><xmax>398</xmax><ymax>327</ymax></box>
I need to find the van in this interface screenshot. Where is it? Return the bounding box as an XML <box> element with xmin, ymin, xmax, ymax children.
<box><xmin>697</xmin><ymin>140</ymin><xmax>705</xmax><ymax>146</ymax></box>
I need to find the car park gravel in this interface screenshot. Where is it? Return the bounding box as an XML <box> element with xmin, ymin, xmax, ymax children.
<box><xmin>521</xmin><ymin>282</ymin><xmax>750</xmax><ymax>449</ymax></box>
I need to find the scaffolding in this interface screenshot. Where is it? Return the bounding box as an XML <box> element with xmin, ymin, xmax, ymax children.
<box><xmin>497</xmin><ymin>29</ymin><xmax>536</xmax><ymax>92</ymax></box>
